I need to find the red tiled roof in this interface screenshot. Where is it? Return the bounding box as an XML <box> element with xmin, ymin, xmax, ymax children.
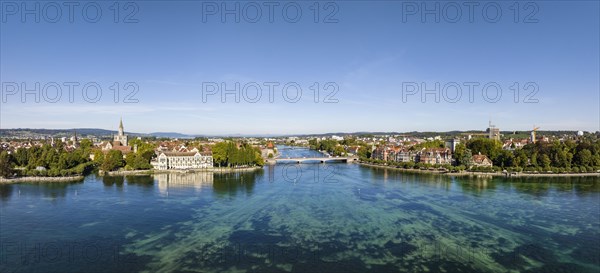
<box><xmin>112</xmin><ymin>146</ymin><xmax>132</xmax><ymax>153</ymax></box>
<box><xmin>161</xmin><ymin>151</ymin><xmax>197</xmax><ymax>156</ymax></box>
<box><xmin>472</xmin><ymin>154</ymin><xmax>490</xmax><ymax>163</ymax></box>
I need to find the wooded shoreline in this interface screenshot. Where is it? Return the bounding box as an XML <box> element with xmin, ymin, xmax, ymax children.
<box><xmin>358</xmin><ymin>162</ymin><xmax>600</xmax><ymax>178</ymax></box>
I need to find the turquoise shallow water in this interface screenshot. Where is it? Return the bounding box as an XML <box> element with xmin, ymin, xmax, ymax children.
<box><xmin>1</xmin><ymin>147</ymin><xmax>599</xmax><ymax>273</ymax></box>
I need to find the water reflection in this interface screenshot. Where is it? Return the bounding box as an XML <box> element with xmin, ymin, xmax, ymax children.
<box><xmin>0</xmin><ymin>180</ymin><xmax>83</xmax><ymax>202</ymax></box>
<box><xmin>155</xmin><ymin>172</ymin><xmax>214</xmax><ymax>195</ymax></box>
<box><xmin>508</xmin><ymin>176</ymin><xmax>600</xmax><ymax>197</ymax></box>
<box><xmin>126</xmin><ymin>175</ymin><xmax>155</xmax><ymax>187</ymax></box>
<box><xmin>455</xmin><ymin>177</ymin><xmax>497</xmax><ymax>195</ymax></box>
<box><xmin>366</xmin><ymin>166</ymin><xmax>453</xmax><ymax>190</ymax></box>
<box><xmin>103</xmin><ymin>175</ymin><xmax>125</xmax><ymax>187</ymax></box>
<box><xmin>212</xmin><ymin>171</ymin><xmax>263</xmax><ymax>198</ymax></box>
<box><xmin>0</xmin><ymin>184</ymin><xmax>13</xmax><ymax>202</ymax></box>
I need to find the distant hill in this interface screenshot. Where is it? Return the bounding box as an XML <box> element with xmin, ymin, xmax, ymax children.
<box><xmin>0</xmin><ymin>128</ymin><xmax>148</xmax><ymax>138</ymax></box>
<box><xmin>0</xmin><ymin>128</ymin><xmax>587</xmax><ymax>139</ymax></box>
<box><xmin>148</xmin><ymin>132</ymin><xmax>198</xmax><ymax>139</ymax></box>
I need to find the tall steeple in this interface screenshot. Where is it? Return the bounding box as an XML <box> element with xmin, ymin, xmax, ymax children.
<box><xmin>114</xmin><ymin>117</ymin><xmax>128</xmax><ymax>146</ymax></box>
<box><xmin>118</xmin><ymin>117</ymin><xmax>124</xmax><ymax>136</ymax></box>
<box><xmin>70</xmin><ymin>130</ymin><xmax>79</xmax><ymax>147</ymax></box>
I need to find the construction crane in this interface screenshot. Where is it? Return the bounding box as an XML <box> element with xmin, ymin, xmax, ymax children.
<box><xmin>531</xmin><ymin>126</ymin><xmax>540</xmax><ymax>143</ymax></box>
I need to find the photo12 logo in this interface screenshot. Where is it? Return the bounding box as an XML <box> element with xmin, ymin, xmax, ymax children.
<box><xmin>200</xmin><ymin>1</ymin><xmax>339</xmax><ymax>23</ymax></box>
<box><xmin>400</xmin><ymin>1</ymin><xmax>540</xmax><ymax>23</ymax></box>
<box><xmin>0</xmin><ymin>1</ymin><xmax>139</xmax><ymax>23</ymax></box>
<box><xmin>1</xmin><ymin>82</ymin><xmax>140</xmax><ymax>103</ymax></box>
<box><xmin>201</xmin><ymin>81</ymin><xmax>339</xmax><ymax>103</ymax></box>
<box><xmin>401</xmin><ymin>81</ymin><xmax>539</xmax><ymax>103</ymax></box>
<box><xmin>280</xmin><ymin>164</ymin><xmax>339</xmax><ymax>184</ymax></box>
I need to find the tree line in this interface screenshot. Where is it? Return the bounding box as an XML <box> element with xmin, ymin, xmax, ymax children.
<box><xmin>212</xmin><ymin>141</ymin><xmax>264</xmax><ymax>167</ymax></box>
<box><xmin>0</xmin><ymin>140</ymin><xmax>94</xmax><ymax>177</ymax></box>
<box><xmin>308</xmin><ymin>139</ymin><xmax>347</xmax><ymax>156</ymax></box>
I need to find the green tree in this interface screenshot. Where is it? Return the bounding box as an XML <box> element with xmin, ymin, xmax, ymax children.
<box><xmin>495</xmin><ymin>150</ymin><xmax>515</xmax><ymax>168</ymax></box>
<box><xmin>453</xmin><ymin>143</ymin><xmax>466</xmax><ymax>165</ymax></box>
<box><xmin>101</xmin><ymin>150</ymin><xmax>124</xmax><ymax>171</ymax></box>
<box><xmin>212</xmin><ymin>142</ymin><xmax>228</xmax><ymax>167</ymax></box>
<box><xmin>574</xmin><ymin>149</ymin><xmax>592</xmax><ymax>167</ymax></box>
<box><xmin>461</xmin><ymin>148</ymin><xmax>473</xmax><ymax>167</ymax></box>
<box><xmin>467</xmin><ymin>138</ymin><xmax>502</xmax><ymax>161</ymax></box>
<box><xmin>79</xmin><ymin>139</ymin><xmax>93</xmax><ymax>151</ymax></box>
<box><xmin>453</xmin><ymin>143</ymin><xmax>473</xmax><ymax>167</ymax></box>
<box><xmin>210</xmin><ymin>141</ymin><xmax>263</xmax><ymax>167</ymax></box>
<box><xmin>57</xmin><ymin>153</ymin><xmax>69</xmax><ymax>170</ymax></box>
<box><xmin>412</xmin><ymin>139</ymin><xmax>445</xmax><ymax>150</ymax></box>
<box><xmin>0</xmin><ymin>151</ymin><xmax>14</xmax><ymax>178</ymax></box>
<box><xmin>14</xmin><ymin>148</ymin><xmax>28</xmax><ymax>167</ymax></box>
<box><xmin>333</xmin><ymin>145</ymin><xmax>346</xmax><ymax>156</ymax></box>
<box><xmin>540</xmin><ymin>154</ymin><xmax>551</xmax><ymax>169</ymax></box>
<box><xmin>357</xmin><ymin>145</ymin><xmax>372</xmax><ymax>159</ymax></box>
<box><xmin>93</xmin><ymin>150</ymin><xmax>105</xmax><ymax>164</ymax></box>
<box><xmin>530</xmin><ymin>152</ymin><xmax>538</xmax><ymax>167</ymax></box>
<box><xmin>514</xmin><ymin>149</ymin><xmax>529</xmax><ymax>168</ymax></box>
<box><xmin>125</xmin><ymin>153</ymin><xmax>152</xmax><ymax>170</ymax></box>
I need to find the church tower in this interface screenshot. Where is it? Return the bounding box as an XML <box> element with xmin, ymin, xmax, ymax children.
<box><xmin>114</xmin><ymin>117</ymin><xmax>128</xmax><ymax>146</ymax></box>
<box><xmin>118</xmin><ymin>118</ymin><xmax>124</xmax><ymax>136</ymax></box>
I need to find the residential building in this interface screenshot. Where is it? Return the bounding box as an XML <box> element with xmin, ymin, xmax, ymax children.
<box><xmin>472</xmin><ymin>153</ymin><xmax>493</xmax><ymax>167</ymax></box>
<box><xmin>416</xmin><ymin>148</ymin><xmax>453</xmax><ymax>165</ymax></box>
<box><xmin>395</xmin><ymin>148</ymin><xmax>416</xmax><ymax>163</ymax></box>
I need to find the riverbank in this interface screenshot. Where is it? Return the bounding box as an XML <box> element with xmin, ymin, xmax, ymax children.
<box><xmin>0</xmin><ymin>175</ymin><xmax>84</xmax><ymax>184</ymax></box>
<box><xmin>358</xmin><ymin>162</ymin><xmax>600</xmax><ymax>178</ymax></box>
<box><xmin>102</xmin><ymin>166</ymin><xmax>263</xmax><ymax>176</ymax></box>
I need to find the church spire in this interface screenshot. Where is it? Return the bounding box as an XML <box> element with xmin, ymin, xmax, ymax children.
<box><xmin>114</xmin><ymin>117</ymin><xmax>128</xmax><ymax>146</ymax></box>
<box><xmin>119</xmin><ymin>117</ymin><xmax>124</xmax><ymax>134</ymax></box>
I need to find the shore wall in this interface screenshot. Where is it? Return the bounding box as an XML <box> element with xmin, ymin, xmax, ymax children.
<box><xmin>358</xmin><ymin>162</ymin><xmax>600</xmax><ymax>178</ymax></box>
<box><xmin>103</xmin><ymin>166</ymin><xmax>263</xmax><ymax>176</ymax></box>
<box><xmin>0</xmin><ymin>175</ymin><xmax>84</xmax><ymax>184</ymax></box>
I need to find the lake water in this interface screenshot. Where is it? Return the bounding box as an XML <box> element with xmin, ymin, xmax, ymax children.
<box><xmin>1</xmin><ymin>146</ymin><xmax>598</xmax><ymax>272</ymax></box>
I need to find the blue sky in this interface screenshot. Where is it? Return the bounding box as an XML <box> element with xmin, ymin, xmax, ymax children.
<box><xmin>1</xmin><ymin>1</ymin><xmax>599</xmax><ymax>135</ymax></box>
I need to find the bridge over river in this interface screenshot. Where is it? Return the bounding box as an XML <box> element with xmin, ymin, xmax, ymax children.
<box><xmin>266</xmin><ymin>156</ymin><xmax>359</xmax><ymax>164</ymax></box>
